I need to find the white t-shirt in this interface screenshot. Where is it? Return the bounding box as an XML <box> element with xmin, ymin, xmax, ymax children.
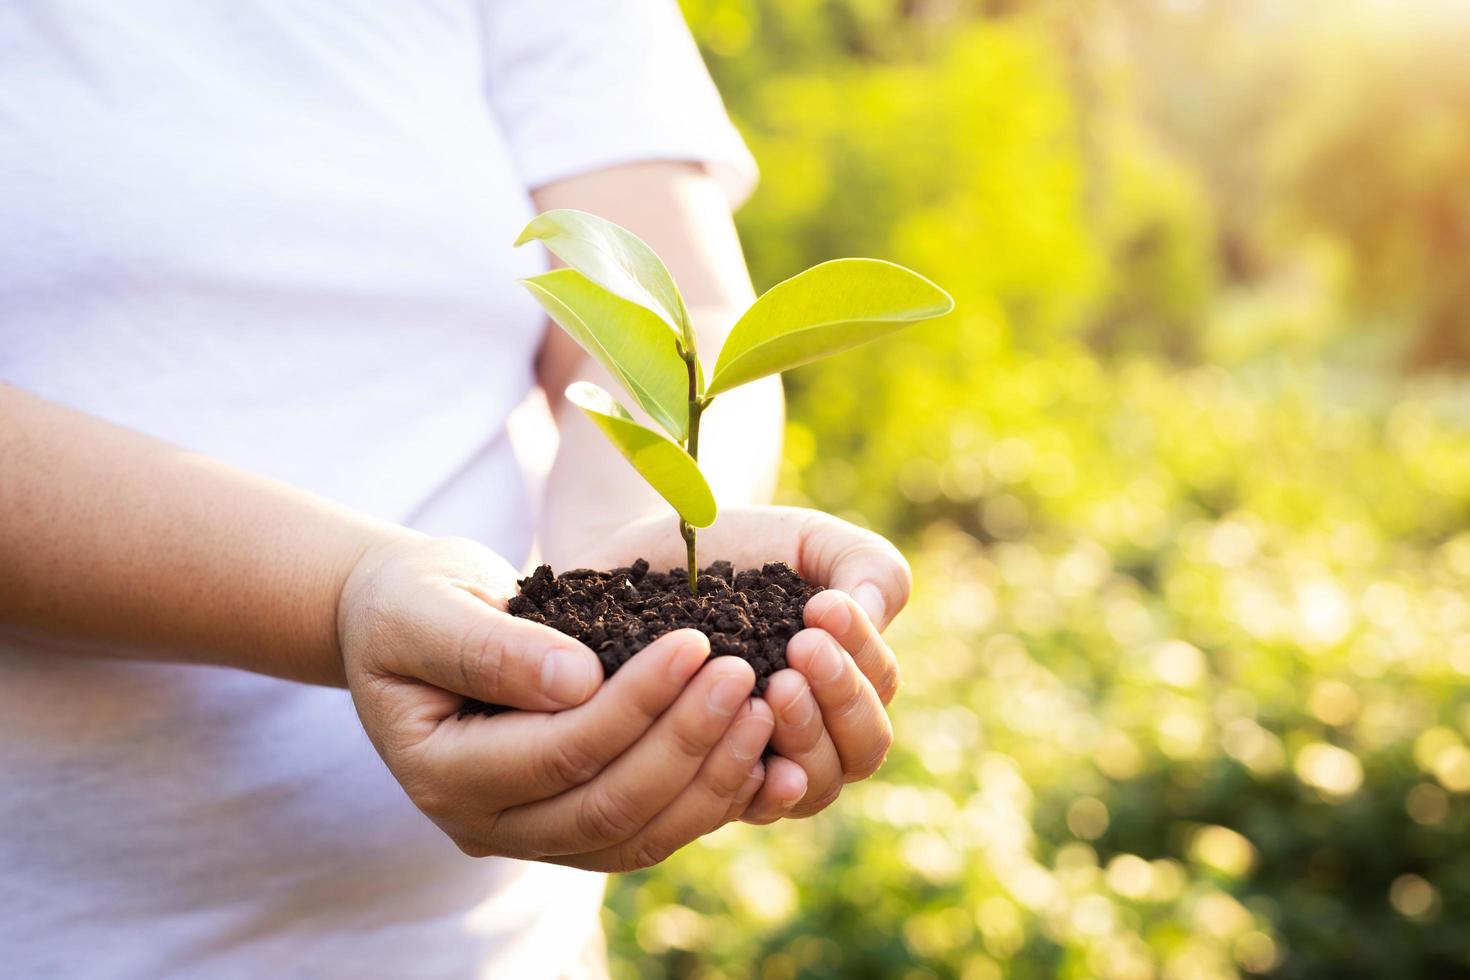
<box><xmin>0</xmin><ymin>3</ymin><xmax>755</xmax><ymax>978</ymax></box>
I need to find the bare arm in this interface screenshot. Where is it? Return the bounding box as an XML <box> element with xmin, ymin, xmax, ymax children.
<box><xmin>0</xmin><ymin>159</ymin><xmax>904</xmax><ymax>848</ymax></box>
<box><xmin>0</xmin><ymin>164</ymin><xmax>769</xmax><ymax>686</ymax></box>
<box><xmin>0</xmin><ymin>164</ymin><xmax>769</xmax><ymax>685</ymax></box>
<box><xmin>0</xmin><ymin>384</ymin><xmax>406</xmax><ymax>686</ymax></box>
<box><xmin>529</xmin><ymin>161</ymin><xmax>785</xmax><ymax>567</ymax></box>
<box><xmin>0</xmin><ymin>350</ymin><xmax>772</xmax><ymax>870</ymax></box>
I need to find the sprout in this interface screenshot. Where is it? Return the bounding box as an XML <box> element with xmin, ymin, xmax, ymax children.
<box><xmin>516</xmin><ymin>209</ymin><xmax>954</xmax><ymax>595</ymax></box>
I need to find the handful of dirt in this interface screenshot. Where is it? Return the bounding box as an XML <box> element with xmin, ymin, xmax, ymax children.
<box><xmin>459</xmin><ymin>559</ymin><xmax>820</xmax><ymax>717</ymax></box>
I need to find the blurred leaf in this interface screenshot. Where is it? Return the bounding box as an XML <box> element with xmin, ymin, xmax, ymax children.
<box><xmin>517</xmin><ymin>208</ymin><xmax>694</xmax><ymax>352</ymax></box>
<box><xmin>522</xmin><ymin>269</ymin><xmax>690</xmax><ymax>440</ymax></box>
<box><xmin>706</xmin><ymin>259</ymin><xmax>954</xmax><ymax>395</ymax></box>
<box><xmin>566</xmin><ymin>382</ymin><xmax>716</xmax><ymax>528</ymax></box>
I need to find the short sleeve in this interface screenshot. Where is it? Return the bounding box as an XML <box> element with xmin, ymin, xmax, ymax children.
<box><xmin>479</xmin><ymin>0</ymin><xmax>758</xmax><ymax>207</ymax></box>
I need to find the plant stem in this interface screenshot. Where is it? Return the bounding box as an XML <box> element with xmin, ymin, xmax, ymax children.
<box><xmin>682</xmin><ymin>349</ymin><xmax>706</xmax><ymax>597</ymax></box>
<box><xmin>680</xmin><ymin>518</ymin><xmax>698</xmax><ymax>597</ymax></box>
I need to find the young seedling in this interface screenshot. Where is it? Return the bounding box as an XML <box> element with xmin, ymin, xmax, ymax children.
<box><xmin>515</xmin><ymin>209</ymin><xmax>953</xmax><ymax>597</ymax></box>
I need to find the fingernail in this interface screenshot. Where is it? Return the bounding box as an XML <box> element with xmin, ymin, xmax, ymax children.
<box><xmin>541</xmin><ymin>647</ymin><xmax>598</xmax><ymax>706</ymax></box>
<box><xmin>817</xmin><ymin>637</ymin><xmax>846</xmax><ymax>685</ymax></box>
<box><xmin>853</xmin><ymin>583</ymin><xmax>886</xmax><ymax>628</ymax></box>
<box><xmin>781</xmin><ymin>691</ymin><xmax>816</xmax><ymax>728</ymax></box>
<box><xmin>749</xmin><ymin>762</ymin><xmax>766</xmax><ymax>780</ymax></box>
<box><xmin>707</xmin><ymin>676</ymin><xmax>749</xmax><ymax>717</ymax></box>
<box><xmin>730</xmin><ymin>716</ymin><xmax>770</xmax><ymax>761</ymax></box>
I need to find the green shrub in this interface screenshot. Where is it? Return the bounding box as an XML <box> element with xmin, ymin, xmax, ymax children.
<box><xmin>605</xmin><ymin>4</ymin><xmax>1470</xmax><ymax>977</ymax></box>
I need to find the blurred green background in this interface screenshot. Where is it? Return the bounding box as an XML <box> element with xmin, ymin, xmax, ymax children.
<box><xmin>608</xmin><ymin>1</ymin><xmax>1470</xmax><ymax>977</ymax></box>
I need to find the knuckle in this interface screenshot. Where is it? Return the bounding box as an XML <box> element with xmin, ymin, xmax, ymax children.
<box><xmin>727</xmin><ymin>764</ymin><xmax>765</xmax><ymax>812</ymax></box>
<box><xmin>832</xmin><ymin>683</ymin><xmax>869</xmax><ymax>726</ymax></box>
<box><xmin>786</xmin><ymin>710</ymin><xmax>825</xmax><ymax>756</ymax></box>
<box><xmin>576</xmin><ymin>785</ymin><xmax>645</xmax><ymax>847</ymax></box>
<box><xmin>729</xmin><ymin>777</ymin><xmax>761</xmax><ymax>813</ymax></box>
<box><xmin>845</xmin><ymin>724</ymin><xmax>894</xmax><ymax>781</ymax></box>
<box><xmin>805</xmin><ymin>590</ymin><xmax>845</xmax><ymax>629</ymax></box>
<box><xmin>617</xmin><ymin>837</ymin><xmax>676</xmax><ymax>873</ymax></box>
<box><xmin>456</xmin><ymin>623</ymin><xmax>507</xmax><ymax>701</ymax></box>
<box><xmin>539</xmin><ymin>738</ymin><xmax>605</xmax><ymax>788</ymax></box>
<box><xmin>792</xmin><ymin>783</ymin><xmax>842</xmax><ymax>818</ymax></box>
<box><xmin>668</xmin><ymin>716</ymin><xmax>717</xmax><ymax>763</ymax></box>
<box><xmin>709</xmin><ymin>756</ymin><xmax>756</xmax><ymax>800</ymax></box>
<box><xmin>870</xmin><ymin>651</ymin><xmax>902</xmax><ymax>705</ymax></box>
<box><xmin>879</xmin><ymin>663</ymin><xmax>902</xmax><ymax>704</ymax></box>
<box><xmin>629</xmin><ymin>678</ymin><xmax>679</xmax><ymax>730</ymax></box>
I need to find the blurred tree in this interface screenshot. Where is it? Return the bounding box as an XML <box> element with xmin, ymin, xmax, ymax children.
<box><xmin>606</xmin><ymin>2</ymin><xmax>1470</xmax><ymax>977</ymax></box>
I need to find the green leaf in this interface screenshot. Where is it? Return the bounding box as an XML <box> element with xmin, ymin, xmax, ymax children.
<box><xmin>521</xmin><ymin>268</ymin><xmax>691</xmax><ymax>440</ymax></box>
<box><xmin>706</xmin><ymin>258</ymin><xmax>954</xmax><ymax>396</ymax></box>
<box><xmin>566</xmin><ymin>382</ymin><xmax>716</xmax><ymax>528</ymax></box>
<box><xmin>516</xmin><ymin>209</ymin><xmax>694</xmax><ymax>352</ymax></box>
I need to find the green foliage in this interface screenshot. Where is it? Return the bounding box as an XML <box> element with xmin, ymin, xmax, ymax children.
<box><xmin>521</xmin><ymin>267</ymin><xmax>691</xmax><ymax>440</ymax></box>
<box><xmin>518</xmin><ymin>209</ymin><xmax>694</xmax><ymax>351</ymax></box>
<box><xmin>566</xmin><ymin>382</ymin><xmax>716</xmax><ymax>528</ymax></box>
<box><xmin>602</xmin><ymin>2</ymin><xmax>1470</xmax><ymax>978</ymax></box>
<box><xmin>516</xmin><ymin>211</ymin><xmax>951</xmax><ymax>590</ymax></box>
<box><xmin>707</xmin><ymin>259</ymin><xmax>953</xmax><ymax>396</ymax></box>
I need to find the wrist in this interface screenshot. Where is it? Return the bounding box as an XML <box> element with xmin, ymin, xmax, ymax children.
<box><xmin>330</xmin><ymin>524</ymin><xmax>427</xmax><ymax>684</ymax></box>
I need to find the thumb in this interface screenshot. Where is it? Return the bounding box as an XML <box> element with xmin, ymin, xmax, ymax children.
<box><xmin>797</xmin><ymin>512</ymin><xmax>912</xmax><ymax>631</ymax></box>
<box><xmin>401</xmin><ymin>583</ymin><xmax>603</xmax><ymax>711</ymax></box>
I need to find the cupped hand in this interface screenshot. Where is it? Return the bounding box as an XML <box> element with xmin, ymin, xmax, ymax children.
<box><xmin>565</xmin><ymin>505</ymin><xmax>911</xmax><ymax>824</ymax></box>
<box><xmin>337</xmin><ymin>535</ymin><xmax>774</xmax><ymax>871</ymax></box>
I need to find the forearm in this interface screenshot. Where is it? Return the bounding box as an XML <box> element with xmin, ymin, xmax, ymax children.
<box><xmin>0</xmin><ymin>385</ymin><xmax>411</xmax><ymax>685</ymax></box>
<box><xmin>530</xmin><ymin>162</ymin><xmax>784</xmax><ymax>566</ymax></box>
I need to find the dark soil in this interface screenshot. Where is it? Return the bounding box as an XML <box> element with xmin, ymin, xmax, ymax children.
<box><xmin>460</xmin><ymin>559</ymin><xmax>820</xmax><ymax>717</ymax></box>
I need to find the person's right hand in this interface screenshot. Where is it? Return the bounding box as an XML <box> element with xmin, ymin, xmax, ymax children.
<box><xmin>336</xmin><ymin>535</ymin><xmax>774</xmax><ymax>871</ymax></box>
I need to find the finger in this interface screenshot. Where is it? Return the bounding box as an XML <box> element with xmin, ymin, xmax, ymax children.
<box><xmin>493</xmin><ymin>655</ymin><xmax>758</xmax><ymax>856</ymax></box>
<box><xmin>762</xmin><ymin>669</ymin><xmax>844</xmax><ymax>818</ymax></box>
<box><xmin>786</xmin><ymin>628</ymin><xmax>893</xmax><ymax>783</ymax></box>
<box><xmin>721</xmin><ymin>760</ymin><xmax>766</xmax><ymax>826</ymax></box>
<box><xmin>794</xmin><ymin>512</ymin><xmax>911</xmax><ymax>631</ymax></box>
<box><xmin>394</xmin><ymin>584</ymin><xmax>604</xmax><ymax>711</ymax></box>
<box><xmin>701</xmin><ymin>509</ymin><xmax>911</xmax><ymax>629</ymax></box>
<box><xmin>565</xmin><ymin>698</ymin><xmax>774</xmax><ymax>872</ymax></box>
<box><xmin>740</xmin><ymin>755</ymin><xmax>807</xmax><ymax>825</ymax></box>
<box><xmin>422</xmin><ymin>629</ymin><xmax>712</xmax><ymax>810</ymax></box>
<box><xmin>592</xmin><ymin>509</ymin><xmax>910</xmax><ymax>631</ymax></box>
<box><xmin>803</xmin><ymin>590</ymin><xmax>901</xmax><ymax>704</ymax></box>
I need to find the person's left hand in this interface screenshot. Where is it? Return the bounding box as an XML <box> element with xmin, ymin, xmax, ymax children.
<box><xmin>561</xmin><ymin>505</ymin><xmax>910</xmax><ymax>825</ymax></box>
